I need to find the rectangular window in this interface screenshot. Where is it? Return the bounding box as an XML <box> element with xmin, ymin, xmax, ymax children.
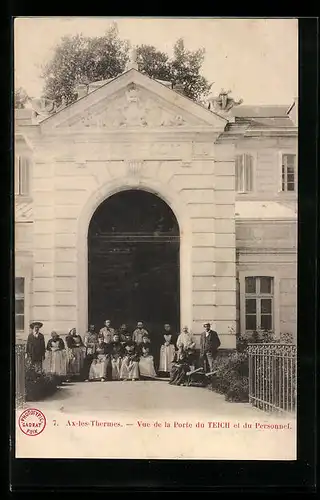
<box><xmin>235</xmin><ymin>154</ymin><xmax>253</xmax><ymax>192</ymax></box>
<box><xmin>15</xmin><ymin>277</ymin><xmax>25</xmax><ymax>331</ymax></box>
<box><xmin>14</xmin><ymin>155</ymin><xmax>30</xmax><ymax>196</ymax></box>
<box><xmin>244</xmin><ymin>276</ymin><xmax>274</xmax><ymax>332</ymax></box>
<box><xmin>281</xmin><ymin>154</ymin><xmax>296</xmax><ymax>192</ymax></box>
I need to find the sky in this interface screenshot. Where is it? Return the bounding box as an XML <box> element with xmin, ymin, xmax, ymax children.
<box><xmin>14</xmin><ymin>17</ymin><xmax>298</xmax><ymax>105</ymax></box>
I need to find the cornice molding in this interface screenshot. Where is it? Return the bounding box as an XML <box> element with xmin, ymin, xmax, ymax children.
<box><xmin>236</xmin><ymin>247</ymin><xmax>297</xmax><ymax>254</ymax></box>
<box><xmin>236</xmin><ymin>218</ymin><xmax>297</xmax><ymax>223</ymax></box>
<box><xmin>244</xmin><ymin>127</ymin><xmax>298</xmax><ymax>138</ymax></box>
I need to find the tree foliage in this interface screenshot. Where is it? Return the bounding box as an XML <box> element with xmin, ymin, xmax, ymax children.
<box><xmin>171</xmin><ymin>38</ymin><xmax>212</xmax><ymax>101</ymax></box>
<box><xmin>136</xmin><ymin>39</ymin><xmax>212</xmax><ymax>101</ymax></box>
<box><xmin>136</xmin><ymin>44</ymin><xmax>171</xmax><ymax>82</ymax></box>
<box><xmin>14</xmin><ymin>87</ymin><xmax>29</xmax><ymax>108</ymax></box>
<box><xmin>41</xmin><ymin>24</ymin><xmax>130</xmax><ymax>105</ymax></box>
<box><xmin>41</xmin><ymin>25</ymin><xmax>211</xmax><ymax>104</ymax></box>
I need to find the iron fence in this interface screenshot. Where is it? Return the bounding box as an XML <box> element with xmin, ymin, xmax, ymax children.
<box><xmin>248</xmin><ymin>343</ymin><xmax>297</xmax><ymax>413</ymax></box>
<box><xmin>15</xmin><ymin>343</ymin><xmax>26</xmax><ymax>408</ymax></box>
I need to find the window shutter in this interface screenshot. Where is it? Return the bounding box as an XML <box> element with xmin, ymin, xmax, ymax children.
<box><xmin>14</xmin><ymin>155</ymin><xmax>20</xmax><ymax>195</ymax></box>
<box><xmin>21</xmin><ymin>157</ymin><xmax>29</xmax><ymax>195</ymax></box>
<box><xmin>15</xmin><ymin>156</ymin><xmax>30</xmax><ymax>196</ymax></box>
<box><xmin>235</xmin><ymin>155</ymin><xmax>239</xmax><ymax>191</ymax></box>
<box><xmin>235</xmin><ymin>154</ymin><xmax>243</xmax><ymax>192</ymax></box>
<box><xmin>278</xmin><ymin>152</ymin><xmax>284</xmax><ymax>192</ymax></box>
<box><xmin>15</xmin><ymin>277</ymin><xmax>25</xmax><ymax>332</ymax></box>
<box><xmin>244</xmin><ymin>154</ymin><xmax>253</xmax><ymax>191</ymax></box>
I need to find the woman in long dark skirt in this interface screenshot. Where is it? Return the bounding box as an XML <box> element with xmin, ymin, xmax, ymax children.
<box><xmin>82</xmin><ymin>325</ymin><xmax>99</xmax><ymax>382</ymax></box>
<box><xmin>65</xmin><ymin>328</ymin><xmax>86</xmax><ymax>381</ymax></box>
<box><xmin>169</xmin><ymin>350</ymin><xmax>191</xmax><ymax>386</ymax></box>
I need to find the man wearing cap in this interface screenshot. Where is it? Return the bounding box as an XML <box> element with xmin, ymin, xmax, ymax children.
<box><xmin>200</xmin><ymin>323</ymin><xmax>221</xmax><ymax>373</ymax></box>
<box><xmin>26</xmin><ymin>322</ymin><xmax>46</xmax><ymax>372</ymax></box>
<box><xmin>99</xmin><ymin>319</ymin><xmax>115</xmax><ymax>344</ymax></box>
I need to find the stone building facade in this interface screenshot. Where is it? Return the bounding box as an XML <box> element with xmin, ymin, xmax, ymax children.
<box><xmin>14</xmin><ymin>68</ymin><xmax>297</xmax><ymax>348</ymax></box>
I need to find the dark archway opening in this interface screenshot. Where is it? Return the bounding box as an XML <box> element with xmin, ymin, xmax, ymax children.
<box><xmin>88</xmin><ymin>189</ymin><xmax>180</xmax><ymax>344</ymax></box>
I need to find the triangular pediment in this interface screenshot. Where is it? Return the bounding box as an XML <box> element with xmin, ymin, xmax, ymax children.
<box><xmin>40</xmin><ymin>69</ymin><xmax>228</xmax><ymax>132</ymax></box>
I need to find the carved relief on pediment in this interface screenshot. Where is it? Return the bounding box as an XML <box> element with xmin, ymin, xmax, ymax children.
<box><xmin>60</xmin><ymin>84</ymin><xmax>194</xmax><ymax>129</ymax></box>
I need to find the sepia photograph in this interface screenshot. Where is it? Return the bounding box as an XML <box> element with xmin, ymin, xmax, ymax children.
<box><xmin>14</xmin><ymin>16</ymin><xmax>298</xmax><ymax>460</ymax></box>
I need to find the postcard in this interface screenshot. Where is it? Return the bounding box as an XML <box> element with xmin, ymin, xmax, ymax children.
<box><xmin>14</xmin><ymin>17</ymin><xmax>298</xmax><ymax>460</ymax></box>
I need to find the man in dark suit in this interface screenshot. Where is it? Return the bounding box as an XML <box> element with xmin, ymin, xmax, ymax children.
<box><xmin>200</xmin><ymin>322</ymin><xmax>221</xmax><ymax>373</ymax></box>
<box><xmin>26</xmin><ymin>321</ymin><xmax>46</xmax><ymax>372</ymax></box>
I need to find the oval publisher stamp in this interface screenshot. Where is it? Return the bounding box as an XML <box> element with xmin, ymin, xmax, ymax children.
<box><xmin>18</xmin><ymin>408</ymin><xmax>46</xmax><ymax>436</ymax></box>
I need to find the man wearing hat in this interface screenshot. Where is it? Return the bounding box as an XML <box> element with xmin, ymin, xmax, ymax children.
<box><xmin>26</xmin><ymin>322</ymin><xmax>46</xmax><ymax>372</ymax></box>
<box><xmin>200</xmin><ymin>323</ymin><xmax>221</xmax><ymax>373</ymax></box>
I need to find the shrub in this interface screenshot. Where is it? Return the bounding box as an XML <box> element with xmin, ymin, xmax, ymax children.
<box><xmin>279</xmin><ymin>332</ymin><xmax>296</xmax><ymax>344</ymax></box>
<box><xmin>234</xmin><ymin>331</ymin><xmax>295</xmax><ymax>407</ymax></box>
<box><xmin>237</xmin><ymin>330</ymin><xmax>276</xmax><ymax>351</ymax></box>
<box><xmin>225</xmin><ymin>377</ymin><xmax>249</xmax><ymax>403</ymax></box>
<box><xmin>210</xmin><ymin>331</ymin><xmax>295</xmax><ymax>403</ymax></box>
<box><xmin>210</xmin><ymin>351</ymin><xmax>249</xmax><ymax>403</ymax></box>
<box><xmin>237</xmin><ymin>330</ymin><xmax>295</xmax><ymax>349</ymax></box>
<box><xmin>25</xmin><ymin>361</ymin><xmax>60</xmax><ymax>402</ymax></box>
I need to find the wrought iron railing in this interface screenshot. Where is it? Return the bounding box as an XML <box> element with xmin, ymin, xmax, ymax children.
<box><xmin>15</xmin><ymin>343</ymin><xmax>26</xmax><ymax>408</ymax></box>
<box><xmin>248</xmin><ymin>343</ymin><xmax>297</xmax><ymax>413</ymax></box>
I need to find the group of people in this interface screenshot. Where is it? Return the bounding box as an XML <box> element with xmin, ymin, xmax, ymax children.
<box><xmin>25</xmin><ymin>320</ymin><xmax>221</xmax><ymax>387</ymax></box>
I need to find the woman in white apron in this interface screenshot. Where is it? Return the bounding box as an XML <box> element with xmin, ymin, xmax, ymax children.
<box><xmin>159</xmin><ymin>327</ymin><xmax>176</xmax><ymax>376</ymax></box>
<box><xmin>88</xmin><ymin>335</ymin><xmax>110</xmax><ymax>382</ymax></box>
<box><xmin>120</xmin><ymin>341</ymin><xmax>140</xmax><ymax>381</ymax></box>
<box><xmin>43</xmin><ymin>331</ymin><xmax>67</xmax><ymax>382</ymax></box>
<box><xmin>139</xmin><ymin>345</ymin><xmax>157</xmax><ymax>379</ymax></box>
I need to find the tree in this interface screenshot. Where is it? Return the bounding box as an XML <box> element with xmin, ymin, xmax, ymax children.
<box><xmin>41</xmin><ymin>24</ymin><xmax>130</xmax><ymax>105</ymax></box>
<box><xmin>14</xmin><ymin>87</ymin><xmax>29</xmax><ymax>109</ymax></box>
<box><xmin>41</xmin><ymin>26</ymin><xmax>211</xmax><ymax>104</ymax></box>
<box><xmin>136</xmin><ymin>44</ymin><xmax>171</xmax><ymax>82</ymax></box>
<box><xmin>136</xmin><ymin>39</ymin><xmax>212</xmax><ymax>101</ymax></box>
<box><xmin>170</xmin><ymin>38</ymin><xmax>212</xmax><ymax>101</ymax></box>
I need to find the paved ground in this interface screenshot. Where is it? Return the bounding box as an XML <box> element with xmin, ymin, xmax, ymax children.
<box><xmin>25</xmin><ymin>378</ymin><xmax>294</xmax><ymax>418</ymax></box>
<box><xmin>17</xmin><ymin>380</ymin><xmax>296</xmax><ymax>460</ymax></box>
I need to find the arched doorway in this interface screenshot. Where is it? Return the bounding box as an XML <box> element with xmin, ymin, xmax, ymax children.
<box><xmin>87</xmin><ymin>189</ymin><xmax>180</xmax><ymax>342</ymax></box>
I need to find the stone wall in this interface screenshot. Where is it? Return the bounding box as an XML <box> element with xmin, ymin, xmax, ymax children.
<box><xmin>18</xmin><ymin>133</ymin><xmax>236</xmax><ymax>349</ymax></box>
<box><xmin>235</xmin><ymin>136</ymin><xmax>297</xmax><ymax>204</ymax></box>
<box><xmin>14</xmin><ymin>74</ymin><xmax>297</xmax><ymax>349</ymax></box>
<box><xmin>236</xmin><ymin>220</ymin><xmax>297</xmax><ymax>338</ymax></box>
